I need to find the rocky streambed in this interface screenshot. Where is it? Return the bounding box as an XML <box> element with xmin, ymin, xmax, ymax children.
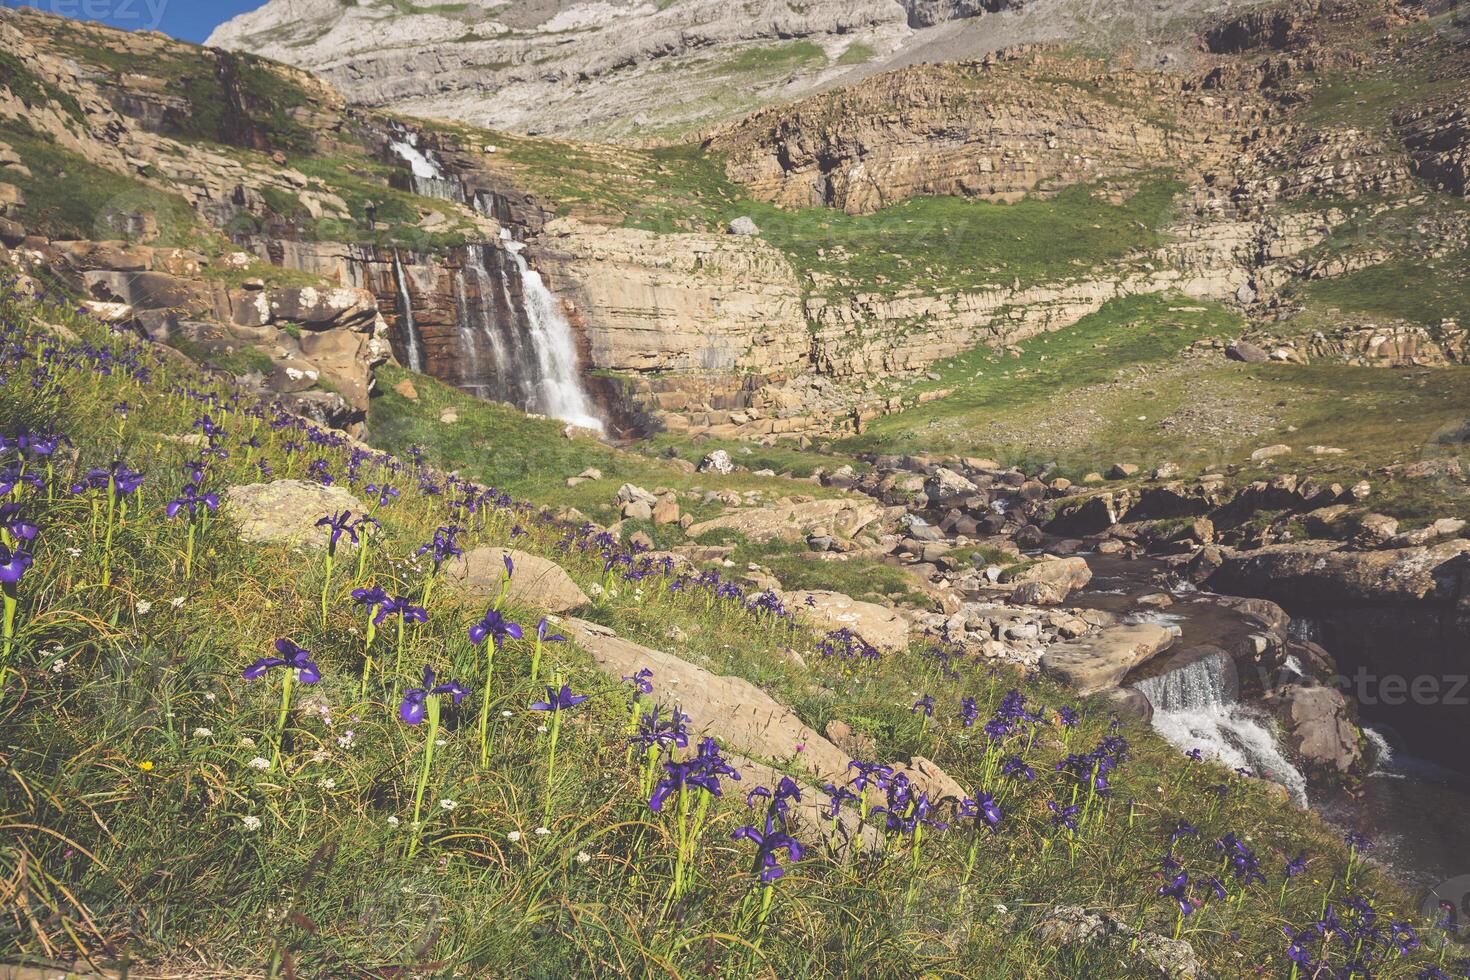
<box><xmin>808</xmin><ymin>452</ymin><xmax>1470</xmax><ymax>891</ymax></box>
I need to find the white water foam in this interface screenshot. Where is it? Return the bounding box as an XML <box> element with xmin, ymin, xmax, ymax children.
<box><xmin>500</xmin><ymin>231</ymin><xmax>603</xmax><ymax>432</ymax></box>
<box><xmin>391</xmin><ymin>250</ymin><xmax>423</xmax><ymax>373</ymax></box>
<box><xmin>1133</xmin><ymin>650</ymin><xmax>1310</xmax><ymax>806</ymax></box>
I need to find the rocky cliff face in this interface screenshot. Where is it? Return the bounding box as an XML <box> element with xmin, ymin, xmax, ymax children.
<box><xmin>707</xmin><ymin>50</ymin><xmax>1243</xmax><ymax>214</ymax></box>
<box><xmin>205</xmin><ymin>0</ymin><xmax>911</xmax><ymax>141</ymax></box>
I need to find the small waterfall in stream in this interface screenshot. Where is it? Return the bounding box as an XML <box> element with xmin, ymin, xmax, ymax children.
<box><xmin>387</xmin><ymin>126</ymin><xmax>464</xmax><ymax>203</ymax></box>
<box><xmin>1132</xmin><ymin>649</ymin><xmax>1310</xmax><ymax>806</ymax></box>
<box><xmin>391</xmin><ymin>250</ymin><xmax>424</xmax><ymax>373</ymax></box>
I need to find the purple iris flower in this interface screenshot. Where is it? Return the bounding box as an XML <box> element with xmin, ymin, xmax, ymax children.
<box><xmin>351</xmin><ymin>585</ymin><xmax>390</xmax><ymax>609</ymax></box>
<box><xmin>536</xmin><ymin>617</ymin><xmax>566</xmax><ymax>643</ymax></box>
<box><xmin>649</xmin><ymin>738</ymin><xmax>740</xmax><ymax>811</ymax></box>
<box><xmin>1047</xmin><ymin>800</ymin><xmax>1080</xmax><ymax>833</ymax></box>
<box><xmin>959</xmin><ymin>696</ymin><xmax>979</xmax><ymax>727</ymax></box>
<box><xmin>364</xmin><ymin>483</ymin><xmax>399</xmax><ymax>507</ymax></box>
<box><xmin>1158</xmin><ymin>871</ymin><xmax>1193</xmax><ymax>915</ymax></box>
<box><xmin>821</xmin><ymin>783</ymin><xmax>859</xmax><ymax>819</ymax></box>
<box><xmin>416</xmin><ymin>525</ymin><xmax>463</xmax><ymax>568</ymax></box>
<box><xmin>315</xmin><ymin>510</ymin><xmax>358</xmax><ymax>549</ymax></box>
<box><xmin>0</xmin><ymin>503</ymin><xmax>37</xmax><ymax>541</ymax></box>
<box><xmin>400</xmin><ymin>665</ymin><xmax>469</xmax><ymax>725</ymax></box>
<box><xmin>847</xmin><ymin>760</ymin><xmax>893</xmax><ymax>793</ymax></box>
<box><xmin>503</xmin><ymin>553</ymin><xmax>514</xmax><ymax>578</ymax></box>
<box><xmin>911</xmin><ymin>695</ymin><xmax>933</xmax><ymax>717</ymax></box>
<box><xmin>623</xmin><ymin>667</ymin><xmax>653</xmax><ymax>695</ymax></box>
<box><xmin>1284</xmin><ymin>853</ymin><xmax>1307</xmax><ymax>878</ymax></box>
<box><xmin>0</xmin><ymin>543</ymin><xmax>33</xmax><ymax>584</ymax></box>
<box><xmin>1000</xmin><ymin>756</ymin><xmax>1035</xmax><ymax>782</ymax></box>
<box><xmin>468</xmin><ymin>608</ymin><xmax>523</xmax><ymax>647</ymax></box>
<box><xmin>166</xmin><ymin>484</ymin><xmax>219</xmax><ymax>519</ymax></box>
<box><xmin>732</xmin><ymin>809</ymin><xmax>803</xmax><ymax>882</ymax></box>
<box><xmin>530</xmin><ymin>684</ymin><xmax>590</xmax><ymax>712</ymax></box>
<box><xmin>958</xmin><ymin>791</ymin><xmax>1003</xmax><ymax>833</ymax></box>
<box><xmin>243</xmin><ymin>638</ymin><xmax>321</xmax><ymax>684</ymax></box>
<box><xmin>629</xmin><ymin>705</ymin><xmax>690</xmax><ymax>751</ymax></box>
<box><xmin>373</xmin><ymin>596</ymin><xmax>427</xmax><ymax>627</ymax></box>
<box><xmin>1058</xmin><ymin>706</ymin><xmax>1080</xmax><ymax>728</ymax></box>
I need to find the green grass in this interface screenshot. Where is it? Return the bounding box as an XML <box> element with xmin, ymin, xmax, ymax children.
<box><xmin>835</xmin><ymin>42</ymin><xmax>877</xmax><ymax>66</ymax></box>
<box><xmin>837</xmin><ymin>293</ymin><xmax>1470</xmax><ymax>524</ymax></box>
<box><xmin>0</xmin><ymin>119</ymin><xmax>207</xmax><ymax>246</ymax></box>
<box><xmin>1300</xmin><ymin>249</ymin><xmax>1470</xmax><ymax>327</ymax></box>
<box><xmin>367</xmin><ymin>366</ymin><xmax>844</xmax><ymax>521</ymax></box>
<box><xmin>841</xmin><ymin>294</ymin><xmax>1244</xmax><ymax>462</ymax></box>
<box><xmin>0</xmin><ymin>287</ymin><xmax>1457</xmax><ymax>978</ymax></box>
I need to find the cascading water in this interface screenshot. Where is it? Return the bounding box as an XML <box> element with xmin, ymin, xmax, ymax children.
<box><xmin>387</xmin><ymin>126</ymin><xmax>463</xmax><ymax>203</ymax></box>
<box><xmin>1132</xmin><ymin>649</ymin><xmax>1311</xmax><ymax>806</ymax></box>
<box><xmin>391</xmin><ymin>250</ymin><xmax>424</xmax><ymax>373</ymax></box>
<box><xmin>499</xmin><ymin>232</ymin><xmax>603</xmax><ymax>432</ymax></box>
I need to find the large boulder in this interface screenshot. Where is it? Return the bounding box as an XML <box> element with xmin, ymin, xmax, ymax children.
<box><xmin>686</xmin><ymin>498</ymin><xmax>884</xmax><ymax>544</ymax></box>
<box><xmin>1273</xmin><ymin>683</ymin><xmax>1362</xmax><ymax>777</ymax></box>
<box><xmin>781</xmin><ymin>589</ymin><xmax>910</xmax><ymax>652</ymax></box>
<box><xmin>1009</xmin><ymin>556</ymin><xmax>1092</xmax><ymax>596</ymax></box>
<box><xmin>697</xmin><ymin>449</ymin><xmax>735</xmax><ymax>474</ymax></box>
<box><xmin>442</xmin><ymin>547</ymin><xmax>589</xmax><ymax>613</ymax></box>
<box><xmin>561</xmin><ymin>618</ymin><xmax>850</xmax><ymax>784</ymax></box>
<box><xmin>223</xmin><ymin>480</ymin><xmax>365</xmax><ymax>550</ymax></box>
<box><xmin>1040</xmin><ymin>624</ymin><xmax>1175</xmax><ymax>695</ymax></box>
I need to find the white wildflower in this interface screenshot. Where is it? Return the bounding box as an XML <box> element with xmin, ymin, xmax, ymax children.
<box><xmin>169</xmin><ymin>596</ymin><xmax>186</xmax><ymax>608</ymax></box>
<box><xmin>336</xmin><ymin>730</ymin><xmax>356</xmax><ymax>749</ymax></box>
<box><xmin>575</xmin><ymin>850</ymin><xmax>591</xmax><ymax>865</ymax></box>
<box><xmin>135</xmin><ymin>600</ymin><xmax>152</xmax><ymax>615</ymax></box>
<box><xmin>51</xmin><ymin>658</ymin><xmax>66</xmax><ymax>673</ymax></box>
<box><xmin>319</xmin><ymin>777</ymin><xmax>337</xmax><ymax>790</ymax></box>
<box><xmin>534</xmin><ymin>826</ymin><xmax>550</xmax><ymax>836</ymax></box>
<box><xmin>247</xmin><ymin>756</ymin><xmax>270</xmax><ymax>770</ymax></box>
<box><xmin>501</xmin><ymin>710</ymin><xmax>513</xmax><ymax>718</ymax></box>
<box><xmin>439</xmin><ymin>799</ymin><xmax>457</xmax><ymax>810</ymax></box>
<box><xmin>387</xmin><ymin>816</ymin><xmax>400</xmax><ymax>826</ymax></box>
<box><xmin>239</xmin><ymin>736</ymin><xmax>255</xmax><ymax>747</ymax></box>
<box><xmin>506</xmin><ymin>830</ymin><xmax>521</xmax><ymax>843</ymax></box>
<box><xmin>241</xmin><ymin>815</ymin><xmax>262</xmax><ymax>831</ymax></box>
<box><xmin>192</xmin><ymin>727</ymin><xmax>213</xmax><ymax>738</ymax></box>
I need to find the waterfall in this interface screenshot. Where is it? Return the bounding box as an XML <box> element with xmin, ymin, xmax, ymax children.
<box><xmin>391</xmin><ymin>250</ymin><xmax>424</xmax><ymax>373</ymax></box>
<box><xmin>498</xmin><ymin>231</ymin><xmax>603</xmax><ymax>432</ymax></box>
<box><xmin>1132</xmin><ymin>649</ymin><xmax>1310</xmax><ymax>806</ymax></box>
<box><xmin>387</xmin><ymin>126</ymin><xmax>463</xmax><ymax>202</ymax></box>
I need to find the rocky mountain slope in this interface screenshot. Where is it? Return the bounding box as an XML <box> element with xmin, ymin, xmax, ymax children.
<box><xmin>204</xmin><ymin>0</ymin><xmax>1270</xmax><ymax>140</ymax></box>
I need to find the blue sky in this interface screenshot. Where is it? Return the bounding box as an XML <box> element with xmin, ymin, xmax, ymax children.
<box><xmin>4</xmin><ymin>0</ymin><xmax>263</xmax><ymax>43</ymax></box>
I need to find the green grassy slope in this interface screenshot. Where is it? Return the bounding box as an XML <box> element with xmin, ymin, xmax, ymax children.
<box><xmin>1</xmin><ymin>290</ymin><xmax>1456</xmax><ymax>976</ymax></box>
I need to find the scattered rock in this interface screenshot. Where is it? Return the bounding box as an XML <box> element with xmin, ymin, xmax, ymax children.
<box><xmin>1274</xmin><ymin>683</ymin><xmax>1363</xmax><ymax>776</ymax></box>
<box><xmin>1009</xmin><ymin>556</ymin><xmax>1092</xmax><ymax>595</ymax></box>
<box><xmin>223</xmin><ymin>480</ymin><xmax>366</xmax><ymax>551</ymax></box>
<box><xmin>442</xmin><ymin>547</ymin><xmax>590</xmax><ymax>613</ymax></box>
<box><xmin>1012</xmin><ymin>580</ymin><xmax>1065</xmax><ymax>605</ymax></box>
<box><xmin>697</xmin><ymin>449</ymin><xmax>735</xmax><ymax>474</ymax></box>
<box><xmin>392</xmin><ymin>378</ymin><xmax>418</xmax><ymax>400</ymax></box>
<box><xmin>1040</xmin><ymin>624</ymin><xmax>1175</xmax><ymax>695</ymax></box>
<box><xmin>728</xmin><ymin>216</ymin><xmax>760</xmax><ymax>236</ymax></box>
<box><xmin>687</xmin><ymin>498</ymin><xmax>884</xmax><ymax>544</ymax></box>
<box><xmin>1226</xmin><ymin>339</ymin><xmax>1269</xmax><ymax>363</ymax></box>
<box><xmin>782</xmin><ymin>589</ymin><xmax>910</xmax><ymax>652</ymax></box>
<box><xmin>1107</xmin><ymin>463</ymin><xmax>1139</xmax><ymax>479</ymax></box>
<box><xmin>1250</xmin><ymin>444</ymin><xmax>1292</xmax><ymax>462</ymax></box>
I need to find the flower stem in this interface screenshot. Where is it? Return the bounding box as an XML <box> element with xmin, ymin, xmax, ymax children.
<box><xmin>271</xmin><ymin>670</ymin><xmax>294</xmax><ymax>771</ymax></box>
<box><xmin>319</xmin><ymin>550</ymin><xmax>334</xmax><ymax>627</ymax></box>
<box><xmin>478</xmin><ymin>642</ymin><xmax>496</xmax><ymax>768</ymax></box>
<box><xmin>0</xmin><ymin>585</ymin><xmax>17</xmax><ymax>694</ymax></box>
<box><xmin>409</xmin><ymin>696</ymin><xmax>440</xmax><ymax>858</ymax></box>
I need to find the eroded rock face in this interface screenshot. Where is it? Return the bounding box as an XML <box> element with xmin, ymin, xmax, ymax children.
<box><xmin>536</xmin><ymin>218</ymin><xmax>809</xmax><ymax>376</ymax></box>
<box><xmin>1273</xmin><ymin>683</ymin><xmax>1363</xmax><ymax>776</ymax></box>
<box><xmin>206</xmin><ymin>0</ymin><xmax>910</xmax><ymax>140</ymax></box>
